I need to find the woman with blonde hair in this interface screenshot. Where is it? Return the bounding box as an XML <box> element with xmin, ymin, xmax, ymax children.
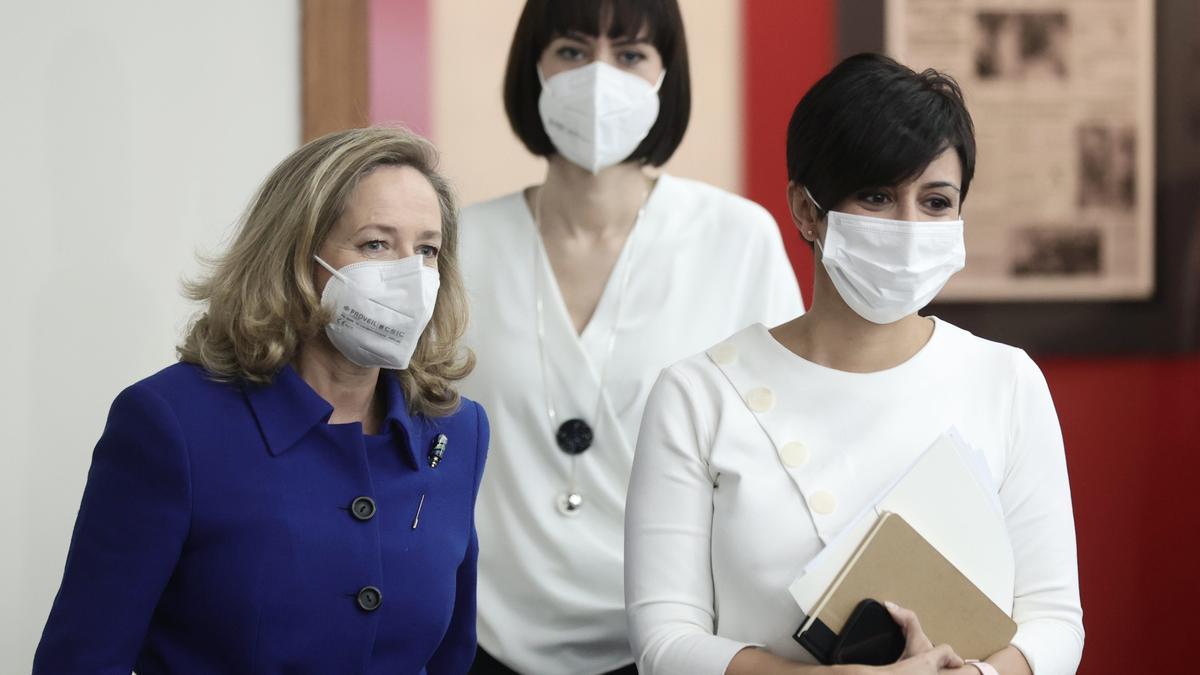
<box><xmin>35</xmin><ymin>127</ymin><xmax>488</xmax><ymax>674</ymax></box>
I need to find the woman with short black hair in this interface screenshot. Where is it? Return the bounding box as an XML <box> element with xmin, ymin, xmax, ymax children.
<box><xmin>458</xmin><ymin>1</ymin><xmax>803</xmax><ymax>673</ymax></box>
<box><xmin>625</xmin><ymin>53</ymin><xmax>1083</xmax><ymax>675</ymax></box>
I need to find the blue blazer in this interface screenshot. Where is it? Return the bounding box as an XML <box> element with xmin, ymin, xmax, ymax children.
<box><xmin>35</xmin><ymin>362</ymin><xmax>488</xmax><ymax>674</ymax></box>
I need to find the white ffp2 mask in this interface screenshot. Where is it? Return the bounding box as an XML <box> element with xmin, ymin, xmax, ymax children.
<box><xmin>537</xmin><ymin>62</ymin><xmax>664</xmax><ymax>174</ymax></box>
<box><xmin>315</xmin><ymin>254</ymin><xmax>440</xmax><ymax>369</ymax></box>
<box><xmin>807</xmin><ymin>188</ymin><xmax>965</xmax><ymax>324</ymax></box>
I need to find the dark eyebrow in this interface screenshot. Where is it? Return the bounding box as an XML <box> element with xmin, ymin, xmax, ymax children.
<box><xmin>921</xmin><ymin>181</ymin><xmax>961</xmax><ymax>192</ymax></box>
<box><xmin>559</xmin><ymin>31</ymin><xmax>650</xmax><ymax>47</ymax></box>
<box><xmin>561</xmin><ymin>31</ymin><xmax>596</xmax><ymax>43</ymax></box>
<box><xmin>418</xmin><ymin>229</ymin><xmax>442</xmax><ymax>240</ymax></box>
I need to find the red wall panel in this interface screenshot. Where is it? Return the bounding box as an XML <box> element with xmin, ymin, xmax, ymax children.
<box><xmin>742</xmin><ymin>0</ymin><xmax>833</xmax><ymax>307</ymax></box>
<box><xmin>1039</xmin><ymin>355</ymin><xmax>1200</xmax><ymax>673</ymax></box>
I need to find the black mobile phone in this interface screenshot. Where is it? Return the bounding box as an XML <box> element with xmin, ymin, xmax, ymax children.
<box><xmin>829</xmin><ymin>598</ymin><xmax>906</xmax><ymax>666</ymax></box>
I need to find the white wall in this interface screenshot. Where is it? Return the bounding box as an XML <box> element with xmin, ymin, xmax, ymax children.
<box><xmin>429</xmin><ymin>0</ymin><xmax>743</xmax><ymax>205</ymax></box>
<box><xmin>0</xmin><ymin>1</ymin><xmax>300</xmax><ymax>669</ymax></box>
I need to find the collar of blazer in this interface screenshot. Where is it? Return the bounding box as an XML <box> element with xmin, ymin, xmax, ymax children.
<box><xmin>242</xmin><ymin>364</ymin><xmax>426</xmax><ymax>468</ymax></box>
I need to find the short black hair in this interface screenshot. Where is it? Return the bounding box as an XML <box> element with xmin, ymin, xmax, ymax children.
<box><xmin>503</xmin><ymin>0</ymin><xmax>691</xmax><ymax>166</ymax></box>
<box><xmin>786</xmin><ymin>53</ymin><xmax>976</xmax><ymax>214</ymax></box>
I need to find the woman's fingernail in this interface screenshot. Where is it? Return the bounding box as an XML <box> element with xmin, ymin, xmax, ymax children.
<box><xmin>884</xmin><ymin>601</ymin><xmax>897</xmax><ymax>610</ymax></box>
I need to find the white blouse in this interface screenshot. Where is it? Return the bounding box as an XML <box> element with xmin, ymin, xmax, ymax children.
<box><xmin>459</xmin><ymin>174</ymin><xmax>804</xmax><ymax>675</ymax></box>
<box><xmin>625</xmin><ymin>318</ymin><xmax>1084</xmax><ymax>675</ymax></box>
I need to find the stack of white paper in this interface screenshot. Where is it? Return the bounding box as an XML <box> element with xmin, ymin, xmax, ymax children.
<box><xmin>788</xmin><ymin>428</ymin><xmax>1015</xmax><ymax>618</ymax></box>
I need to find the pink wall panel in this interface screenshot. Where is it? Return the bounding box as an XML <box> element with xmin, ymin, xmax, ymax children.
<box><xmin>368</xmin><ymin>0</ymin><xmax>430</xmax><ymax>135</ymax></box>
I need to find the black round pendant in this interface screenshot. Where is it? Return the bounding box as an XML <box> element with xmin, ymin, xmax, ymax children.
<box><xmin>555</xmin><ymin>418</ymin><xmax>594</xmax><ymax>455</ymax></box>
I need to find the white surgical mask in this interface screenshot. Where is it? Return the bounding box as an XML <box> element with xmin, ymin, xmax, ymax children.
<box><xmin>315</xmin><ymin>254</ymin><xmax>440</xmax><ymax>369</ymax></box>
<box><xmin>806</xmin><ymin>187</ymin><xmax>965</xmax><ymax>324</ymax></box>
<box><xmin>537</xmin><ymin>62</ymin><xmax>665</xmax><ymax>174</ymax></box>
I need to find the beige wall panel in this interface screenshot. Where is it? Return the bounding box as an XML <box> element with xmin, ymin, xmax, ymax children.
<box><xmin>662</xmin><ymin>0</ymin><xmax>742</xmax><ymax>194</ymax></box>
<box><xmin>430</xmin><ymin>0</ymin><xmax>742</xmax><ymax>206</ymax></box>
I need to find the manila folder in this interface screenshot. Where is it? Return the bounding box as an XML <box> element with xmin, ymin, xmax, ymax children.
<box><xmin>806</xmin><ymin>512</ymin><xmax>1016</xmax><ymax>662</ymax></box>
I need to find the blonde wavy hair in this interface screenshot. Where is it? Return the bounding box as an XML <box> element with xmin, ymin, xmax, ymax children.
<box><xmin>179</xmin><ymin>126</ymin><xmax>474</xmax><ymax>418</ymax></box>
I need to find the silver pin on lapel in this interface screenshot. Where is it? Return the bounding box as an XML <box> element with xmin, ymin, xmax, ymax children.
<box><xmin>411</xmin><ymin>493</ymin><xmax>426</xmax><ymax>530</ymax></box>
<box><xmin>428</xmin><ymin>434</ymin><xmax>448</xmax><ymax>468</ymax></box>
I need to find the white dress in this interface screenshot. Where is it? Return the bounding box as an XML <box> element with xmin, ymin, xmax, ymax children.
<box><xmin>624</xmin><ymin>318</ymin><xmax>1084</xmax><ymax>675</ymax></box>
<box><xmin>459</xmin><ymin>174</ymin><xmax>804</xmax><ymax>675</ymax></box>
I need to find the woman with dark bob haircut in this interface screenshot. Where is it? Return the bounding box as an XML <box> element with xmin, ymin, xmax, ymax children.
<box><xmin>458</xmin><ymin>1</ymin><xmax>803</xmax><ymax>673</ymax></box>
<box><xmin>626</xmin><ymin>54</ymin><xmax>1084</xmax><ymax>675</ymax></box>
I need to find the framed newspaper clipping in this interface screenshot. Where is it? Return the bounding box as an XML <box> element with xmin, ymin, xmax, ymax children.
<box><xmin>886</xmin><ymin>0</ymin><xmax>1155</xmax><ymax>301</ymax></box>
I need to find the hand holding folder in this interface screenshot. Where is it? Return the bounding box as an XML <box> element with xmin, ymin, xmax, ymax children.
<box><xmin>790</xmin><ymin>429</ymin><xmax>1018</xmax><ymax>664</ymax></box>
<box><xmin>795</xmin><ymin>511</ymin><xmax>1016</xmax><ymax>664</ymax></box>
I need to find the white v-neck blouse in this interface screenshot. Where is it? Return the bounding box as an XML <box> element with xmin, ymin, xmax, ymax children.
<box><xmin>459</xmin><ymin>174</ymin><xmax>804</xmax><ymax>675</ymax></box>
<box><xmin>624</xmin><ymin>319</ymin><xmax>1084</xmax><ymax>675</ymax></box>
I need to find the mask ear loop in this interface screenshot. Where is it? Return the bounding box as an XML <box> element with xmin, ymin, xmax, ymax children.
<box><xmin>802</xmin><ymin>186</ymin><xmax>829</xmax><ymax>259</ymax></box>
<box><xmin>313</xmin><ymin>255</ymin><xmax>348</xmax><ymax>283</ymax></box>
<box><xmin>651</xmin><ymin>69</ymin><xmax>667</xmax><ymax>93</ymax></box>
<box><xmin>802</xmin><ymin>185</ymin><xmax>826</xmax><ymax>216</ymax></box>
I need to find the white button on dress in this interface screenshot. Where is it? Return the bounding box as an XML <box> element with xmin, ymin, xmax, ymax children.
<box><xmin>809</xmin><ymin>491</ymin><xmax>837</xmax><ymax>515</ymax></box>
<box><xmin>779</xmin><ymin>441</ymin><xmax>810</xmax><ymax>467</ymax></box>
<box><xmin>745</xmin><ymin>387</ymin><xmax>775</xmax><ymax>413</ymax></box>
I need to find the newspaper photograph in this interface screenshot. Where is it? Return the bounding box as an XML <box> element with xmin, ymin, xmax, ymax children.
<box><xmin>886</xmin><ymin>0</ymin><xmax>1155</xmax><ymax>300</ymax></box>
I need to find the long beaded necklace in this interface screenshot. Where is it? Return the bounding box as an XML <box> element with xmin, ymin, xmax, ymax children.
<box><xmin>532</xmin><ymin>185</ymin><xmax>648</xmax><ymax>517</ymax></box>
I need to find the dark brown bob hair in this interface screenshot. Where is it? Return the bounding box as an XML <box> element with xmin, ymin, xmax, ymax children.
<box><xmin>503</xmin><ymin>0</ymin><xmax>691</xmax><ymax>167</ymax></box>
